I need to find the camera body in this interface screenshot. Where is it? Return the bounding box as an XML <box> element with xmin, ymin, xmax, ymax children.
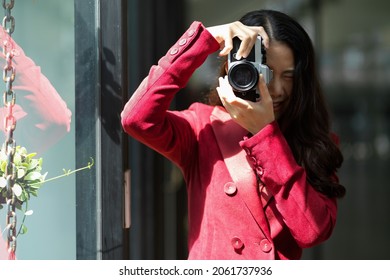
<box><xmin>227</xmin><ymin>36</ymin><xmax>273</xmax><ymax>101</ymax></box>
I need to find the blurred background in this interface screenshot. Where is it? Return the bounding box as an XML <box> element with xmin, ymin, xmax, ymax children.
<box><xmin>1</xmin><ymin>0</ymin><xmax>389</xmax><ymax>260</ymax></box>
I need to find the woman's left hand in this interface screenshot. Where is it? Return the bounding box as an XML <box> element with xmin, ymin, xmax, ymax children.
<box><xmin>216</xmin><ymin>74</ymin><xmax>275</xmax><ymax>135</ymax></box>
<box><xmin>206</xmin><ymin>21</ymin><xmax>269</xmax><ymax>59</ymax></box>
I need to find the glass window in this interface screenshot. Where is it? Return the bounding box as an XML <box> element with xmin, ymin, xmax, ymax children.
<box><xmin>0</xmin><ymin>0</ymin><xmax>75</xmax><ymax>259</ymax></box>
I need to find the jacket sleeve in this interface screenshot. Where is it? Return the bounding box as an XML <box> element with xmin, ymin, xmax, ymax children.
<box><xmin>121</xmin><ymin>21</ymin><xmax>220</xmax><ymax>166</ymax></box>
<box><xmin>240</xmin><ymin>121</ymin><xmax>338</xmax><ymax>248</ymax></box>
<box><xmin>0</xmin><ymin>27</ymin><xmax>72</xmax><ymax>155</ymax></box>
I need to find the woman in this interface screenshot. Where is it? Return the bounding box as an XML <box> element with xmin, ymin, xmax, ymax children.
<box><xmin>121</xmin><ymin>9</ymin><xmax>345</xmax><ymax>260</ymax></box>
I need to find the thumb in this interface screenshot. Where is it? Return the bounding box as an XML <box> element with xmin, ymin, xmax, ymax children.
<box><xmin>258</xmin><ymin>74</ymin><xmax>271</xmax><ymax>102</ymax></box>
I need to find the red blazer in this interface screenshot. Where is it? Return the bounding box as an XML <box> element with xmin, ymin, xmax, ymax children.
<box><xmin>121</xmin><ymin>21</ymin><xmax>338</xmax><ymax>260</ymax></box>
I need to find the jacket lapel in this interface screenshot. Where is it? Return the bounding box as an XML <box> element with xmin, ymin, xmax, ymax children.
<box><xmin>210</xmin><ymin>106</ymin><xmax>271</xmax><ymax>239</ymax></box>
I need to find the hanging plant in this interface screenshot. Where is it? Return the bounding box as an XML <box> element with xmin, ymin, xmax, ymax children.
<box><xmin>0</xmin><ymin>145</ymin><xmax>45</xmax><ymax>208</ymax></box>
<box><xmin>0</xmin><ymin>144</ymin><xmax>94</xmax><ymax>236</ymax></box>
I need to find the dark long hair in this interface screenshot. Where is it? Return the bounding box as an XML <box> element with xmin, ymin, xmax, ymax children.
<box><xmin>208</xmin><ymin>10</ymin><xmax>345</xmax><ymax>198</ymax></box>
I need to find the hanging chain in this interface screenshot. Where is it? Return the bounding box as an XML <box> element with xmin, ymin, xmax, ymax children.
<box><xmin>2</xmin><ymin>0</ymin><xmax>17</xmax><ymax>255</ymax></box>
<box><xmin>2</xmin><ymin>0</ymin><xmax>14</xmax><ymax>35</ymax></box>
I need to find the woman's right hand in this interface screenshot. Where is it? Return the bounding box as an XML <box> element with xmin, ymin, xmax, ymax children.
<box><xmin>216</xmin><ymin>74</ymin><xmax>275</xmax><ymax>135</ymax></box>
<box><xmin>206</xmin><ymin>21</ymin><xmax>269</xmax><ymax>59</ymax></box>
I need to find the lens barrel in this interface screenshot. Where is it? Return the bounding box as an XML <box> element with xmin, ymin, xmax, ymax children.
<box><xmin>227</xmin><ymin>61</ymin><xmax>259</xmax><ymax>92</ymax></box>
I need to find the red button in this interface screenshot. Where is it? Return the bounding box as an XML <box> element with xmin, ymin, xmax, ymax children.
<box><xmin>231</xmin><ymin>236</ymin><xmax>244</xmax><ymax>250</ymax></box>
<box><xmin>224</xmin><ymin>182</ymin><xmax>237</xmax><ymax>196</ymax></box>
<box><xmin>260</xmin><ymin>239</ymin><xmax>272</xmax><ymax>253</ymax></box>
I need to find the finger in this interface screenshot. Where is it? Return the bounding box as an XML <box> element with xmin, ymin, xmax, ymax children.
<box><xmin>218</xmin><ymin>77</ymin><xmax>254</xmax><ymax>112</ymax></box>
<box><xmin>216</xmin><ymin>86</ymin><xmax>227</xmax><ymax>108</ymax></box>
<box><xmin>236</xmin><ymin>37</ymin><xmax>255</xmax><ymax>59</ymax></box>
<box><xmin>219</xmin><ymin>44</ymin><xmax>233</xmax><ymax>57</ymax></box>
<box><xmin>235</xmin><ymin>30</ymin><xmax>258</xmax><ymax>58</ymax></box>
<box><xmin>219</xmin><ymin>21</ymin><xmax>252</xmax><ymax>59</ymax></box>
<box><xmin>248</xmin><ymin>26</ymin><xmax>269</xmax><ymax>48</ymax></box>
<box><xmin>257</xmin><ymin>74</ymin><xmax>271</xmax><ymax>101</ymax></box>
<box><xmin>217</xmin><ymin>76</ymin><xmax>236</xmax><ymax>102</ymax></box>
<box><xmin>219</xmin><ymin>30</ymin><xmax>233</xmax><ymax>56</ymax></box>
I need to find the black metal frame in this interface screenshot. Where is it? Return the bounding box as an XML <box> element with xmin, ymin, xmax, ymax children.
<box><xmin>75</xmin><ymin>0</ymin><xmax>128</xmax><ymax>260</ymax></box>
<box><xmin>74</xmin><ymin>0</ymin><xmax>187</xmax><ymax>260</ymax></box>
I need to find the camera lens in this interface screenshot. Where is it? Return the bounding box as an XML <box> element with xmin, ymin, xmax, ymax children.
<box><xmin>227</xmin><ymin>61</ymin><xmax>258</xmax><ymax>92</ymax></box>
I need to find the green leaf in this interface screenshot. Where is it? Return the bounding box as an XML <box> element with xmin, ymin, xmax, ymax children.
<box><xmin>29</xmin><ymin>183</ymin><xmax>41</xmax><ymax>189</ymax></box>
<box><xmin>0</xmin><ymin>161</ymin><xmax>6</xmax><ymax>173</ymax></box>
<box><xmin>20</xmin><ymin>224</ymin><xmax>28</xmax><ymax>235</ymax></box>
<box><xmin>27</xmin><ymin>159</ymin><xmax>40</xmax><ymax>171</ymax></box>
<box><xmin>17</xmin><ymin>168</ymin><xmax>26</xmax><ymax>179</ymax></box>
<box><xmin>30</xmin><ymin>190</ymin><xmax>39</xmax><ymax>197</ymax></box>
<box><xmin>14</xmin><ymin>153</ymin><xmax>22</xmax><ymax>165</ymax></box>
<box><xmin>19</xmin><ymin>146</ymin><xmax>27</xmax><ymax>155</ymax></box>
<box><xmin>12</xmin><ymin>183</ymin><xmax>23</xmax><ymax>197</ymax></box>
<box><xmin>27</xmin><ymin>152</ymin><xmax>37</xmax><ymax>160</ymax></box>
<box><xmin>19</xmin><ymin>190</ymin><xmax>28</xmax><ymax>202</ymax></box>
<box><xmin>24</xmin><ymin>171</ymin><xmax>42</xmax><ymax>181</ymax></box>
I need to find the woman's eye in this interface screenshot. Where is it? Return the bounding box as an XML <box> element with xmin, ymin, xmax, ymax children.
<box><xmin>283</xmin><ymin>70</ymin><xmax>294</xmax><ymax>79</ymax></box>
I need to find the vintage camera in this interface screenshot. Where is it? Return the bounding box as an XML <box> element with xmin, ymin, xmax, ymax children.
<box><xmin>227</xmin><ymin>36</ymin><xmax>273</xmax><ymax>101</ymax></box>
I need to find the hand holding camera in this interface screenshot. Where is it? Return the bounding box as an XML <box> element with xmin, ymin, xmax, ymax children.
<box><xmin>211</xmin><ymin>21</ymin><xmax>276</xmax><ymax>133</ymax></box>
<box><xmin>207</xmin><ymin>21</ymin><xmax>272</xmax><ymax>102</ymax></box>
<box><xmin>216</xmin><ymin>73</ymin><xmax>275</xmax><ymax>135</ymax></box>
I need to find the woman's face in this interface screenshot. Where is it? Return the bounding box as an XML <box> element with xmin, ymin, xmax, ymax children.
<box><xmin>265</xmin><ymin>41</ymin><xmax>295</xmax><ymax>119</ymax></box>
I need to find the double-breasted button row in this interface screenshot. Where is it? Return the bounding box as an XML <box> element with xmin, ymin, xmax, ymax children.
<box><xmin>169</xmin><ymin>29</ymin><xmax>196</xmax><ymax>56</ymax></box>
<box><xmin>230</xmin><ymin>237</ymin><xmax>273</xmax><ymax>253</ymax></box>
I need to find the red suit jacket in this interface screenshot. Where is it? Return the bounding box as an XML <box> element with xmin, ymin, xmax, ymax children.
<box><xmin>121</xmin><ymin>21</ymin><xmax>338</xmax><ymax>260</ymax></box>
